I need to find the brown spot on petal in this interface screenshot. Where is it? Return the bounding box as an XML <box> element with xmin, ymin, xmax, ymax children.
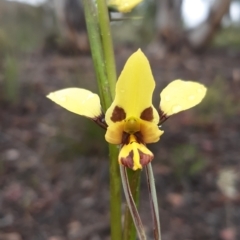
<box><xmin>111</xmin><ymin>106</ymin><xmax>126</xmax><ymax>122</ymax></box>
<box><xmin>134</xmin><ymin>132</ymin><xmax>144</xmax><ymax>144</ymax></box>
<box><xmin>159</xmin><ymin>109</ymin><xmax>169</xmax><ymax>124</ymax></box>
<box><xmin>139</xmin><ymin>150</ymin><xmax>153</xmax><ymax>166</ymax></box>
<box><xmin>93</xmin><ymin>113</ymin><xmax>108</xmax><ymax>129</ymax></box>
<box><xmin>122</xmin><ymin>132</ymin><xmax>144</xmax><ymax>145</ymax></box>
<box><xmin>122</xmin><ymin>132</ymin><xmax>130</xmax><ymax>145</ymax></box>
<box><xmin>140</xmin><ymin>107</ymin><xmax>153</xmax><ymax>121</ymax></box>
<box><xmin>120</xmin><ymin>150</ymin><xmax>134</xmax><ymax>169</ymax></box>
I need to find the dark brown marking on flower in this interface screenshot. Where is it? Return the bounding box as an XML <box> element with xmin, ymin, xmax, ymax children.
<box><xmin>121</xmin><ymin>132</ymin><xmax>130</xmax><ymax>145</ymax></box>
<box><xmin>139</xmin><ymin>150</ymin><xmax>153</xmax><ymax>167</ymax></box>
<box><xmin>158</xmin><ymin>108</ymin><xmax>169</xmax><ymax>125</ymax></box>
<box><xmin>121</xmin><ymin>132</ymin><xmax>143</xmax><ymax>146</ymax></box>
<box><xmin>110</xmin><ymin>106</ymin><xmax>126</xmax><ymax>122</ymax></box>
<box><xmin>140</xmin><ymin>107</ymin><xmax>153</xmax><ymax>121</ymax></box>
<box><xmin>134</xmin><ymin>131</ymin><xmax>144</xmax><ymax>144</ymax></box>
<box><xmin>120</xmin><ymin>150</ymin><xmax>134</xmax><ymax>169</ymax></box>
<box><xmin>93</xmin><ymin>113</ymin><xmax>108</xmax><ymax>130</ymax></box>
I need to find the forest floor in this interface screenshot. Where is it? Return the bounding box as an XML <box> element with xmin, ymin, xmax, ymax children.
<box><xmin>0</xmin><ymin>46</ymin><xmax>240</xmax><ymax>240</ymax></box>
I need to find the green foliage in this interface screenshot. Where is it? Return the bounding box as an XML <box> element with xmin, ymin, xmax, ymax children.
<box><xmin>213</xmin><ymin>26</ymin><xmax>240</xmax><ymax>49</ymax></box>
<box><xmin>170</xmin><ymin>144</ymin><xmax>206</xmax><ymax>180</ymax></box>
<box><xmin>0</xmin><ymin>1</ymin><xmax>49</xmax><ymax>105</ymax></box>
<box><xmin>197</xmin><ymin>76</ymin><xmax>238</xmax><ymax>123</ymax></box>
<box><xmin>0</xmin><ymin>29</ymin><xmax>10</xmax><ymax>55</ymax></box>
<box><xmin>3</xmin><ymin>55</ymin><xmax>19</xmax><ymax>103</ymax></box>
<box><xmin>0</xmin><ymin>2</ymin><xmax>46</xmax><ymax>55</ymax></box>
<box><xmin>51</xmin><ymin>117</ymin><xmax>107</xmax><ymax>161</ymax></box>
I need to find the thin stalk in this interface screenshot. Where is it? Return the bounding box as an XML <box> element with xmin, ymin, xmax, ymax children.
<box><xmin>145</xmin><ymin>164</ymin><xmax>161</xmax><ymax>240</ymax></box>
<box><xmin>96</xmin><ymin>0</ymin><xmax>117</xmax><ymax>98</ymax></box>
<box><xmin>82</xmin><ymin>0</ymin><xmax>111</xmax><ymax>110</ymax></box>
<box><xmin>123</xmin><ymin>168</ymin><xmax>142</xmax><ymax>240</ymax></box>
<box><xmin>120</xmin><ymin>166</ymin><xmax>146</xmax><ymax>240</ymax></box>
<box><xmin>109</xmin><ymin>144</ymin><xmax>122</xmax><ymax>240</ymax></box>
<box><xmin>94</xmin><ymin>1</ymin><xmax>122</xmax><ymax>239</ymax></box>
<box><xmin>82</xmin><ymin>1</ymin><xmax>122</xmax><ymax>240</ymax></box>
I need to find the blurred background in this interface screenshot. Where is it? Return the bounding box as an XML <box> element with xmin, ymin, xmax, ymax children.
<box><xmin>0</xmin><ymin>0</ymin><xmax>240</xmax><ymax>239</ymax></box>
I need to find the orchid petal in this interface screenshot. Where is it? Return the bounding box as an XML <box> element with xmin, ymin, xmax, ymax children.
<box><xmin>140</xmin><ymin>120</ymin><xmax>164</xmax><ymax>144</ymax></box>
<box><xmin>105</xmin><ymin>49</ymin><xmax>159</xmax><ymax>127</ymax></box>
<box><xmin>105</xmin><ymin>121</ymin><xmax>124</xmax><ymax>144</ymax></box>
<box><xmin>160</xmin><ymin>80</ymin><xmax>207</xmax><ymax>116</ymax></box>
<box><xmin>108</xmin><ymin>0</ymin><xmax>143</xmax><ymax>13</ymax></box>
<box><xmin>47</xmin><ymin>88</ymin><xmax>102</xmax><ymax>119</ymax></box>
<box><xmin>119</xmin><ymin>135</ymin><xmax>154</xmax><ymax>170</ymax></box>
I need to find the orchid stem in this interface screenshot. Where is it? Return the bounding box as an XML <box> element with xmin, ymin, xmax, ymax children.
<box><xmin>82</xmin><ymin>0</ymin><xmax>112</xmax><ymax>110</ymax></box>
<box><xmin>109</xmin><ymin>144</ymin><xmax>122</xmax><ymax>240</ymax></box>
<box><xmin>96</xmin><ymin>0</ymin><xmax>117</xmax><ymax>98</ymax></box>
<box><xmin>123</xmin><ymin>168</ymin><xmax>142</xmax><ymax>240</ymax></box>
<box><xmin>120</xmin><ymin>166</ymin><xmax>146</xmax><ymax>240</ymax></box>
<box><xmin>95</xmin><ymin>1</ymin><xmax>122</xmax><ymax>239</ymax></box>
<box><xmin>82</xmin><ymin>1</ymin><xmax>122</xmax><ymax>240</ymax></box>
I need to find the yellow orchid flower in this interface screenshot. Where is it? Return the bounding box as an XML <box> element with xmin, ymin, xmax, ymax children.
<box><xmin>108</xmin><ymin>0</ymin><xmax>143</xmax><ymax>13</ymax></box>
<box><xmin>47</xmin><ymin>49</ymin><xmax>207</xmax><ymax>170</ymax></box>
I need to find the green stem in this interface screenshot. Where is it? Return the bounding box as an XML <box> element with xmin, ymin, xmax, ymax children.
<box><xmin>123</xmin><ymin>169</ymin><xmax>141</xmax><ymax>240</ymax></box>
<box><xmin>83</xmin><ymin>1</ymin><xmax>122</xmax><ymax>240</ymax></box>
<box><xmin>95</xmin><ymin>1</ymin><xmax>122</xmax><ymax>239</ymax></box>
<box><xmin>96</xmin><ymin>0</ymin><xmax>117</xmax><ymax>98</ymax></box>
<box><xmin>109</xmin><ymin>144</ymin><xmax>122</xmax><ymax>240</ymax></box>
<box><xmin>82</xmin><ymin>0</ymin><xmax>111</xmax><ymax>110</ymax></box>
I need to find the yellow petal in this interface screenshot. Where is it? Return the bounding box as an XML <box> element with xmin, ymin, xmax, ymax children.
<box><xmin>119</xmin><ymin>135</ymin><xmax>154</xmax><ymax>170</ymax></box>
<box><xmin>140</xmin><ymin>120</ymin><xmax>164</xmax><ymax>143</ymax></box>
<box><xmin>105</xmin><ymin>49</ymin><xmax>159</xmax><ymax>126</ymax></box>
<box><xmin>160</xmin><ymin>80</ymin><xmax>207</xmax><ymax>116</ymax></box>
<box><xmin>108</xmin><ymin>0</ymin><xmax>143</xmax><ymax>13</ymax></box>
<box><xmin>47</xmin><ymin>88</ymin><xmax>102</xmax><ymax>118</ymax></box>
<box><xmin>105</xmin><ymin>121</ymin><xmax>124</xmax><ymax>144</ymax></box>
